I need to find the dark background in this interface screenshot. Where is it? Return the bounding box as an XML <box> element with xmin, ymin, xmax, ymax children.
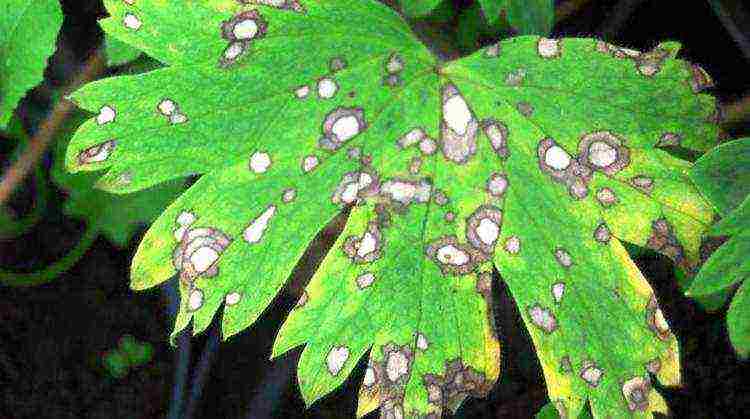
<box><xmin>1</xmin><ymin>1</ymin><xmax>749</xmax><ymax>418</ymax></box>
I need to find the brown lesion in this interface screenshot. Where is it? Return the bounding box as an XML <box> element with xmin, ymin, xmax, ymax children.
<box><xmin>646</xmin><ymin>218</ymin><xmax>692</xmax><ymax>272</ymax></box>
<box><xmin>423</xmin><ymin>359</ymin><xmax>494</xmax><ymax>414</ymax></box>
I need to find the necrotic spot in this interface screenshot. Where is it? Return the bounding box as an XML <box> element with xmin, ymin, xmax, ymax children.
<box><xmin>441</xmin><ymin>84</ymin><xmax>478</xmax><ymax>164</ymax></box>
<box><xmin>537</xmin><ymin>38</ymin><xmax>561</xmax><ymax>58</ymax></box>
<box><xmin>326</xmin><ymin>346</ymin><xmax>349</xmax><ymax>376</ymax></box>
<box><xmin>554</xmin><ymin>248</ymin><xmax>573</xmax><ymax>268</ymax></box>
<box><xmin>321</xmin><ymin>107</ymin><xmax>366</xmax><ymax>150</ymax></box>
<box><xmin>578</xmin><ymin>131</ymin><xmax>630</xmax><ymax>175</ymax></box>
<box><xmin>465</xmin><ymin>206</ymin><xmax>503</xmax><ymax>255</ymax></box>
<box><xmin>317</xmin><ymin>77</ymin><xmax>339</xmax><ymax>99</ymax></box>
<box><xmin>243</xmin><ymin>205</ymin><xmax>276</xmax><ymax>244</ymax></box>
<box><xmin>528</xmin><ymin>304</ymin><xmax>557</xmax><ymax>333</ymax></box>
<box><xmin>78</xmin><ymin>140</ymin><xmax>116</xmax><ymax>165</ymax></box>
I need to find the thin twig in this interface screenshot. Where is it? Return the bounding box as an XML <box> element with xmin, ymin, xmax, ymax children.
<box><xmin>710</xmin><ymin>0</ymin><xmax>750</xmax><ymax>62</ymax></box>
<box><xmin>0</xmin><ymin>52</ymin><xmax>105</xmax><ymax>205</ymax></box>
<box><xmin>598</xmin><ymin>0</ymin><xmax>649</xmax><ymax>39</ymax></box>
<box><xmin>184</xmin><ymin>321</ymin><xmax>221</xmax><ymax>419</ymax></box>
<box><xmin>163</xmin><ymin>278</ymin><xmax>193</xmax><ymax>419</ymax></box>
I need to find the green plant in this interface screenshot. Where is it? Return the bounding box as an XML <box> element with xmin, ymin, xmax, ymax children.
<box><xmin>1</xmin><ymin>0</ymin><xmax>741</xmax><ymax>418</ymax></box>
<box><xmin>687</xmin><ymin>138</ymin><xmax>750</xmax><ymax>357</ymax></box>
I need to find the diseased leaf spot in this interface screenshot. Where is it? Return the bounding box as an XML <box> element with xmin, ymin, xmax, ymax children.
<box><xmin>505</xmin><ymin>68</ymin><xmax>527</xmax><ymax>86</ymax></box>
<box><xmin>329</xmin><ymin>56</ymin><xmax>348</xmax><ymax>73</ymax></box>
<box><xmin>516</xmin><ymin>101</ymin><xmax>534</xmax><ymax>117</ymax></box>
<box><xmin>441</xmin><ymin>84</ymin><xmax>478</xmax><ymax>164</ymax></box>
<box><xmin>241</xmin><ymin>0</ymin><xmax>306</xmax><ymax>13</ymax></box>
<box><xmin>578</xmin><ymin>131</ymin><xmax>630</xmax><ymax>175</ymax></box>
<box><xmin>78</xmin><ymin>140</ymin><xmax>116</xmax><ymax>165</ymax></box>
<box><xmin>123</xmin><ymin>13</ymin><xmax>142</xmax><ymax>31</ymax></box>
<box><xmin>302</xmin><ymin>155</ymin><xmax>320</xmax><ymax>173</ymax></box>
<box><xmin>416</xmin><ymin>333</ymin><xmax>429</xmax><ymax>351</ymax></box>
<box><xmin>646</xmin><ymin>358</ymin><xmax>661</xmax><ymax>375</ymax></box>
<box><xmin>486</xmin><ymin>173</ymin><xmax>508</xmax><ymax>198</ymax></box>
<box><xmin>384</xmin><ymin>344</ymin><xmax>412</xmax><ymax>382</ymax></box>
<box><xmin>656</xmin><ymin>132</ymin><xmax>682</xmax><ymax>147</ymax></box>
<box><xmin>528</xmin><ymin>304</ymin><xmax>558</xmax><ymax>333</ymax></box>
<box><xmin>504</xmin><ymin>236</ymin><xmax>521</xmax><ymax>254</ymax></box>
<box><xmin>343</xmin><ymin>222</ymin><xmax>383</xmax><ymax>263</ymax></box>
<box><xmin>317</xmin><ymin>77</ymin><xmax>339</xmax><ymax>99</ymax></box>
<box><xmin>622</xmin><ymin>376</ymin><xmax>651</xmax><ymax>412</ymax></box>
<box><xmin>635</xmin><ymin>48</ymin><xmax>670</xmax><ymax>77</ymax></box>
<box><xmin>554</xmin><ymin>248</ymin><xmax>573</xmax><ymax>268</ymax></box>
<box><xmin>433</xmin><ymin>190</ymin><xmax>448</xmax><ymax>206</ymax></box>
<box><xmin>281</xmin><ymin>188</ymin><xmax>296</xmax><ymax>203</ymax></box>
<box><xmin>397</xmin><ymin>127</ymin><xmax>426</xmax><ymax>149</ymax></box>
<box><xmin>320</xmin><ymin>107</ymin><xmax>366</xmax><ymax>150</ymax></box>
<box><xmin>221</xmin><ymin>42</ymin><xmax>248</xmax><ymax>67</ymax></box>
<box><xmin>363</xmin><ymin>366</ymin><xmax>377</xmax><ymax>387</ymax></box>
<box><xmin>326</xmin><ymin>345</ymin><xmax>350</xmax><ymax>376</ymax></box>
<box><xmin>386</xmin><ymin>53</ymin><xmax>405</xmax><ymax>74</ymax></box>
<box><xmin>157</xmin><ymin>99</ymin><xmax>177</xmax><ymax>116</ymax></box>
<box><xmin>381</xmin><ymin>178</ymin><xmax>432</xmax><ymax>207</ymax></box>
<box><xmin>594</xmin><ymin>222</ymin><xmax>611</xmax><ymax>244</ymax></box>
<box><xmin>294</xmin><ymin>85</ymin><xmax>310</xmax><ymax>99</ymax></box>
<box><xmin>560</xmin><ymin>355</ymin><xmax>573</xmax><ymax>373</ymax></box>
<box><xmin>225</xmin><ymin>292</ymin><xmax>242</xmax><ymax>306</ymax></box>
<box><xmin>295</xmin><ymin>290</ymin><xmax>308</xmax><ymax>308</ymax></box>
<box><xmin>356</xmin><ymin>272</ymin><xmax>375</xmax><ymax>289</ymax></box>
<box><xmin>426</xmin><ymin>236</ymin><xmax>477</xmax><ymax>275</ymax></box>
<box><xmin>243</xmin><ymin>205</ymin><xmax>276</xmax><ymax>244</ymax></box>
<box><xmin>482</xmin><ymin>119</ymin><xmax>509</xmax><ymax>159</ymax></box>
<box><xmin>173</xmin><ymin>211</ymin><xmax>197</xmax><ymax>241</ymax></box>
<box><xmin>537</xmin><ymin>38</ymin><xmax>561</xmax><ymax>59</ymax></box>
<box><xmin>552</xmin><ymin>282</ymin><xmax>565</xmax><ymax>304</ymax></box>
<box><xmin>466</xmin><ymin>205</ymin><xmax>503</xmax><ymax>255</ymax></box>
<box><xmin>484</xmin><ymin>42</ymin><xmax>501</xmax><ymax>58</ymax></box>
<box><xmin>630</xmin><ymin>175</ymin><xmax>655</xmax><ymax>194</ymax></box>
<box><xmin>332</xmin><ymin>171</ymin><xmax>378</xmax><ymax>205</ymax></box>
<box><xmin>222</xmin><ymin>10</ymin><xmax>268</xmax><ymax>42</ymax></box>
<box><xmin>540</xmin><ymin>140</ymin><xmax>572</xmax><ymax>171</ymax></box>
<box><xmin>580</xmin><ymin>361</ymin><xmax>604</xmax><ymax>387</ymax></box>
<box><xmin>596</xmin><ymin>187</ymin><xmax>618</xmax><ymax>207</ymax></box>
<box><xmin>423</xmin><ymin>360</ymin><xmax>493</xmax><ymax>410</ymax></box>
<box><xmin>646</xmin><ymin>294</ymin><xmax>672</xmax><ymax>341</ymax></box>
<box><xmin>188</xmin><ymin>288</ymin><xmax>204</xmax><ymax>311</ymax></box>
<box><xmin>688</xmin><ymin>63</ymin><xmax>714</xmax><ymax>93</ymax></box>
<box><xmin>96</xmin><ymin>105</ymin><xmax>116</xmax><ymax>125</ymax></box>
<box><xmin>173</xmin><ymin>227</ymin><xmax>232</xmax><ymax>281</ymax></box>
<box><xmin>419</xmin><ymin>137</ymin><xmax>438</xmax><ymax>155</ymax></box>
<box><xmin>249</xmin><ymin>151</ymin><xmax>272</xmax><ymax>173</ymax></box>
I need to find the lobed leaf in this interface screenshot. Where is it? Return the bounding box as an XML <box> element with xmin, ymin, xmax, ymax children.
<box><xmin>0</xmin><ymin>0</ymin><xmax>62</xmax><ymax>128</ymax></box>
<box><xmin>67</xmin><ymin>1</ymin><xmax>720</xmax><ymax>417</ymax></box>
<box><xmin>687</xmin><ymin>138</ymin><xmax>749</xmax><ymax>357</ymax></box>
<box><xmin>478</xmin><ymin>0</ymin><xmax>555</xmax><ymax>34</ymax></box>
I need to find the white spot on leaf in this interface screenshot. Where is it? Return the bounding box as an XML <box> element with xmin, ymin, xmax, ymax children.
<box><xmin>225</xmin><ymin>292</ymin><xmax>241</xmax><ymax>306</ymax></box>
<box><xmin>96</xmin><ymin>106</ymin><xmax>116</xmax><ymax>125</ymax></box>
<box><xmin>317</xmin><ymin>77</ymin><xmax>338</xmax><ymax>99</ymax></box>
<box><xmin>249</xmin><ymin>152</ymin><xmax>272</xmax><ymax>173</ymax></box>
<box><xmin>243</xmin><ymin>205</ymin><xmax>276</xmax><ymax>244</ymax></box>
<box><xmin>123</xmin><ymin>13</ymin><xmax>142</xmax><ymax>30</ymax></box>
<box><xmin>326</xmin><ymin>346</ymin><xmax>349</xmax><ymax>376</ymax></box>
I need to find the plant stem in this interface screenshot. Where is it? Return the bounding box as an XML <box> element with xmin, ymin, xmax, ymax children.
<box><xmin>0</xmin><ymin>222</ymin><xmax>99</xmax><ymax>287</ymax></box>
<box><xmin>0</xmin><ymin>51</ymin><xmax>105</xmax><ymax>206</ymax></box>
<box><xmin>164</xmin><ymin>277</ymin><xmax>192</xmax><ymax>419</ymax></box>
<box><xmin>184</xmin><ymin>321</ymin><xmax>221</xmax><ymax>419</ymax></box>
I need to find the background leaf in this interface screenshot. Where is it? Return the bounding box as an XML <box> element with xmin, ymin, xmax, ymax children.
<box><xmin>0</xmin><ymin>0</ymin><xmax>62</xmax><ymax>128</ymax></box>
<box><xmin>104</xmin><ymin>34</ymin><xmax>143</xmax><ymax>67</ymax></box>
<box><xmin>52</xmin><ymin>111</ymin><xmax>185</xmax><ymax>247</ymax></box>
<box><xmin>400</xmin><ymin>0</ymin><xmax>443</xmax><ymax>19</ymax></box>
<box><xmin>479</xmin><ymin>0</ymin><xmax>555</xmax><ymax>35</ymax></box>
<box><xmin>687</xmin><ymin>138</ymin><xmax>749</xmax><ymax>357</ymax></box>
<box><xmin>67</xmin><ymin>1</ymin><xmax>720</xmax><ymax>416</ymax></box>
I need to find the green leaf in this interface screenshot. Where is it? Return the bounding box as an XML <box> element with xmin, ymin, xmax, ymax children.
<box><xmin>400</xmin><ymin>0</ymin><xmax>443</xmax><ymax>18</ymax></box>
<box><xmin>687</xmin><ymin>139</ymin><xmax>749</xmax><ymax>356</ymax></box>
<box><xmin>479</xmin><ymin>0</ymin><xmax>555</xmax><ymax>34</ymax></box>
<box><xmin>0</xmin><ymin>0</ymin><xmax>62</xmax><ymax>128</ymax></box>
<box><xmin>105</xmin><ymin>34</ymin><xmax>143</xmax><ymax>67</ymax></box>
<box><xmin>52</xmin><ymin>111</ymin><xmax>185</xmax><ymax>247</ymax></box>
<box><xmin>68</xmin><ymin>1</ymin><xmax>720</xmax><ymax>417</ymax></box>
<box><xmin>690</xmin><ymin>137</ymin><xmax>750</xmax><ymax>216</ymax></box>
<box><xmin>728</xmin><ymin>279</ymin><xmax>750</xmax><ymax>358</ymax></box>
